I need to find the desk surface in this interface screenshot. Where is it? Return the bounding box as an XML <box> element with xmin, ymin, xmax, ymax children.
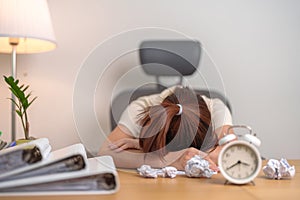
<box><xmin>1</xmin><ymin>160</ymin><xmax>299</xmax><ymax>200</ymax></box>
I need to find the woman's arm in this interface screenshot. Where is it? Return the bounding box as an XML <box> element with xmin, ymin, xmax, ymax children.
<box><xmin>98</xmin><ymin>125</ymin><xmax>218</xmax><ymax>170</ymax></box>
<box><xmin>98</xmin><ymin>125</ymin><xmax>166</xmax><ymax>168</ymax></box>
<box><xmin>208</xmin><ymin>125</ymin><xmax>235</xmax><ymax>165</ymax></box>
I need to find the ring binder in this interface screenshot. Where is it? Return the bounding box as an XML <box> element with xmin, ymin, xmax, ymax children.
<box><xmin>0</xmin><ymin>139</ymin><xmax>119</xmax><ymax>195</ymax></box>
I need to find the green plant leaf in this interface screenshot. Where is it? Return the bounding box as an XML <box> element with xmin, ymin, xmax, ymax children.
<box><xmin>16</xmin><ymin>110</ymin><xmax>22</xmax><ymax>117</ymax></box>
<box><xmin>28</xmin><ymin>96</ymin><xmax>37</xmax><ymax>108</ymax></box>
<box><xmin>4</xmin><ymin>76</ymin><xmax>25</xmax><ymax>100</ymax></box>
<box><xmin>22</xmin><ymin>99</ymin><xmax>29</xmax><ymax>110</ymax></box>
<box><xmin>8</xmin><ymin>98</ymin><xmax>21</xmax><ymax>109</ymax></box>
<box><xmin>22</xmin><ymin>85</ymin><xmax>29</xmax><ymax>93</ymax></box>
<box><xmin>25</xmin><ymin>92</ymin><xmax>32</xmax><ymax>100</ymax></box>
<box><xmin>8</xmin><ymin>87</ymin><xmax>19</xmax><ymax>98</ymax></box>
<box><xmin>3</xmin><ymin>75</ymin><xmax>37</xmax><ymax>139</ymax></box>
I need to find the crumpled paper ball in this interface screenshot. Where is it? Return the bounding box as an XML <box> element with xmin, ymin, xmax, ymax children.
<box><xmin>263</xmin><ymin>158</ymin><xmax>295</xmax><ymax>179</ymax></box>
<box><xmin>137</xmin><ymin>165</ymin><xmax>178</xmax><ymax>178</ymax></box>
<box><xmin>137</xmin><ymin>155</ymin><xmax>216</xmax><ymax>179</ymax></box>
<box><xmin>184</xmin><ymin>155</ymin><xmax>216</xmax><ymax>178</ymax></box>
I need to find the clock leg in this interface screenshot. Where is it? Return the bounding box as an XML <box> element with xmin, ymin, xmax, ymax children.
<box><xmin>224</xmin><ymin>180</ymin><xmax>256</xmax><ymax>186</ymax></box>
<box><xmin>250</xmin><ymin>181</ymin><xmax>255</xmax><ymax>186</ymax></box>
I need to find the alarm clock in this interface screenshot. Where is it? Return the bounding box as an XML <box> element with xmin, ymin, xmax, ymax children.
<box><xmin>218</xmin><ymin>125</ymin><xmax>262</xmax><ymax>185</ymax></box>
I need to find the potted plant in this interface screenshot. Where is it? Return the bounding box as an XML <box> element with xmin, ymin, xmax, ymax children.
<box><xmin>4</xmin><ymin>76</ymin><xmax>37</xmax><ymax>142</ymax></box>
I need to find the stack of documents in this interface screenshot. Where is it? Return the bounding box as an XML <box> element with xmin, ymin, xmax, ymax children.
<box><xmin>0</xmin><ymin>139</ymin><xmax>8</xmax><ymax>150</ymax></box>
<box><xmin>0</xmin><ymin>138</ymin><xmax>119</xmax><ymax>195</ymax></box>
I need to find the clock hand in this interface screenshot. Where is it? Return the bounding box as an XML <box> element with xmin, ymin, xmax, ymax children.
<box><xmin>240</xmin><ymin>161</ymin><xmax>250</xmax><ymax>166</ymax></box>
<box><xmin>226</xmin><ymin>160</ymin><xmax>241</xmax><ymax>170</ymax></box>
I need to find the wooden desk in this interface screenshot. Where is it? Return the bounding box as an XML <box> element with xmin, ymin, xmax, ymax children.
<box><xmin>1</xmin><ymin>160</ymin><xmax>299</xmax><ymax>200</ymax></box>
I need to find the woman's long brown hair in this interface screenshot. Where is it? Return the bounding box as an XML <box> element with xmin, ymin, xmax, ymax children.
<box><xmin>138</xmin><ymin>87</ymin><xmax>216</xmax><ymax>157</ymax></box>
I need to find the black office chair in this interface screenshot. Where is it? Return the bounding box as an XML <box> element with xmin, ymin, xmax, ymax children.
<box><xmin>110</xmin><ymin>40</ymin><xmax>231</xmax><ymax>131</ymax></box>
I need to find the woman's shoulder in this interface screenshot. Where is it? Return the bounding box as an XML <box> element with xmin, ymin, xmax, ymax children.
<box><xmin>200</xmin><ymin>94</ymin><xmax>212</xmax><ymax>104</ymax></box>
<box><xmin>200</xmin><ymin>94</ymin><xmax>225</xmax><ymax>103</ymax></box>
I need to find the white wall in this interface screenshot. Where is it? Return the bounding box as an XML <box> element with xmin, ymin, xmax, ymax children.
<box><xmin>0</xmin><ymin>0</ymin><xmax>299</xmax><ymax>159</ymax></box>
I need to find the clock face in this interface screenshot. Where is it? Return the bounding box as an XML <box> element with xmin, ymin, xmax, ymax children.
<box><xmin>218</xmin><ymin>140</ymin><xmax>262</xmax><ymax>184</ymax></box>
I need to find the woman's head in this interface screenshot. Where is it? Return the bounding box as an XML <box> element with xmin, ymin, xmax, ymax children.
<box><xmin>139</xmin><ymin>87</ymin><xmax>217</xmax><ymax>155</ymax></box>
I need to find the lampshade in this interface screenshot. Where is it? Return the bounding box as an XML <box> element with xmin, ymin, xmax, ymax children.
<box><xmin>0</xmin><ymin>0</ymin><xmax>56</xmax><ymax>54</ymax></box>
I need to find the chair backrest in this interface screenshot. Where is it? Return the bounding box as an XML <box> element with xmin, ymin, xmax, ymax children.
<box><xmin>110</xmin><ymin>40</ymin><xmax>231</xmax><ymax>131</ymax></box>
<box><xmin>140</xmin><ymin>40</ymin><xmax>201</xmax><ymax>75</ymax></box>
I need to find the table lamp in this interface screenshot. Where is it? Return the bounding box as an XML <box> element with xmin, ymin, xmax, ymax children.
<box><xmin>0</xmin><ymin>0</ymin><xmax>56</xmax><ymax>141</ymax></box>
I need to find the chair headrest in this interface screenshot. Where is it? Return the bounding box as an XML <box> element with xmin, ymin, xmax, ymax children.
<box><xmin>139</xmin><ymin>40</ymin><xmax>201</xmax><ymax>76</ymax></box>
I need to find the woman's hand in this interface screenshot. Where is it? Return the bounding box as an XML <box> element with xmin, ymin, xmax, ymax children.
<box><xmin>207</xmin><ymin>145</ymin><xmax>223</xmax><ymax>165</ymax></box>
<box><xmin>108</xmin><ymin>138</ymin><xmax>141</xmax><ymax>152</ymax></box>
<box><xmin>168</xmin><ymin>147</ymin><xmax>219</xmax><ymax>171</ymax></box>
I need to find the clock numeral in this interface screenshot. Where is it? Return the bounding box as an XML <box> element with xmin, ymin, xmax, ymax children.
<box><xmin>225</xmin><ymin>153</ymin><xmax>230</xmax><ymax>158</ymax></box>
